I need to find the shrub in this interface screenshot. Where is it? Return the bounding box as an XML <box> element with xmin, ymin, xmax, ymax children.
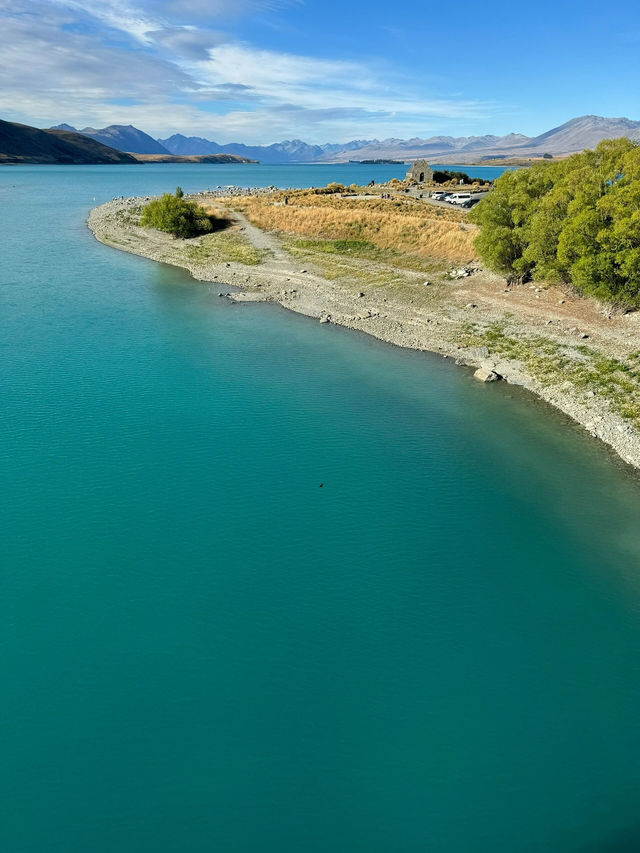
<box><xmin>312</xmin><ymin>182</ymin><xmax>348</xmax><ymax>194</ymax></box>
<box><xmin>140</xmin><ymin>190</ymin><xmax>214</xmax><ymax>238</ymax></box>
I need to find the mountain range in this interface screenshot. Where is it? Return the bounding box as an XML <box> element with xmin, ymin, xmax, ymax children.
<box><xmin>156</xmin><ymin>134</ymin><xmax>373</xmax><ymax>164</ymax></box>
<box><xmin>39</xmin><ymin>114</ymin><xmax>640</xmax><ymax>165</ymax></box>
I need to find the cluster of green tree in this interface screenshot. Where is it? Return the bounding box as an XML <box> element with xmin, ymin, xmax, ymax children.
<box><xmin>140</xmin><ymin>187</ymin><xmax>215</xmax><ymax>238</ymax></box>
<box><xmin>432</xmin><ymin>170</ymin><xmax>490</xmax><ymax>185</ymax></box>
<box><xmin>469</xmin><ymin>139</ymin><xmax>640</xmax><ymax>303</ymax></box>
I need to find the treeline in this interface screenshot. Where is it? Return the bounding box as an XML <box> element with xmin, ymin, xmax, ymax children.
<box><xmin>469</xmin><ymin>139</ymin><xmax>640</xmax><ymax>304</ymax></box>
<box><xmin>432</xmin><ymin>170</ymin><xmax>490</xmax><ymax>185</ymax></box>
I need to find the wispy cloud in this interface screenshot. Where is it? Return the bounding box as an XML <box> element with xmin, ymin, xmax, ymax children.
<box><xmin>0</xmin><ymin>0</ymin><xmax>495</xmax><ymax>142</ymax></box>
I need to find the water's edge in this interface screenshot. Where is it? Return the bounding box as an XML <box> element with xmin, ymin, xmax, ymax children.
<box><xmin>88</xmin><ymin>195</ymin><xmax>640</xmax><ymax>473</ymax></box>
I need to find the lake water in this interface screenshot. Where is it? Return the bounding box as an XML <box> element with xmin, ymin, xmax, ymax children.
<box><xmin>1</xmin><ymin>164</ymin><xmax>640</xmax><ymax>853</ymax></box>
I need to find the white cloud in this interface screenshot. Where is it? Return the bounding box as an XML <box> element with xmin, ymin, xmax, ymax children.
<box><xmin>0</xmin><ymin>0</ymin><xmax>496</xmax><ymax>142</ymax></box>
<box><xmin>186</xmin><ymin>43</ymin><xmax>494</xmax><ymax>135</ymax></box>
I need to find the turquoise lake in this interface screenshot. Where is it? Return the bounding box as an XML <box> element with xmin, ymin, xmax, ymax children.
<box><xmin>1</xmin><ymin>163</ymin><xmax>640</xmax><ymax>852</ymax></box>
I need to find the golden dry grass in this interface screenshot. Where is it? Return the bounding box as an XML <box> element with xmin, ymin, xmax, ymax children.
<box><xmin>222</xmin><ymin>190</ymin><xmax>477</xmax><ymax>264</ymax></box>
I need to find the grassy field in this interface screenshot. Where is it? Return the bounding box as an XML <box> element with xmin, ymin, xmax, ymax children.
<box><xmin>227</xmin><ymin>189</ymin><xmax>477</xmax><ymax>264</ymax></box>
<box><xmin>277</xmin><ymin>236</ymin><xmax>454</xmax><ymax>296</ymax></box>
<box><xmin>181</xmin><ymin>232</ymin><xmax>270</xmax><ymax>266</ymax></box>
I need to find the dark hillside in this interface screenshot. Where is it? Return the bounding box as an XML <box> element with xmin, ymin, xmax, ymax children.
<box><xmin>0</xmin><ymin>120</ymin><xmax>138</xmax><ymax>164</ymax></box>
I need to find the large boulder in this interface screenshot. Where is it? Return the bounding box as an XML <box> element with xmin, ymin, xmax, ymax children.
<box><xmin>474</xmin><ymin>367</ymin><xmax>501</xmax><ymax>382</ymax></box>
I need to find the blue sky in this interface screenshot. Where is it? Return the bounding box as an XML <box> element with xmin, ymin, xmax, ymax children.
<box><xmin>1</xmin><ymin>0</ymin><xmax>639</xmax><ymax>143</ymax></box>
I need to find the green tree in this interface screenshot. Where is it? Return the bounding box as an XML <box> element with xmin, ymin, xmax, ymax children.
<box><xmin>469</xmin><ymin>138</ymin><xmax>640</xmax><ymax>303</ymax></box>
<box><xmin>175</xmin><ymin>185</ymin><xmax>184</xmax><ymax>198</ymax></box>
<box><xmin>140</xmin><ymin>189</ymin><xmax>213</xmax><ymax>238</ymax></box>
<box><xmin>432</xmin><ymin>170</ymin><xmax>475</xmax><ymax>184</ymax></box>
<box><xmin>468</xmin><ymin>165</ymin><xmax>551</xmax><ymax>282</ymax></box>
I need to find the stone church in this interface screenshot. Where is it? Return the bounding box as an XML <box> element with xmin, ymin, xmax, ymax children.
<box><xmin>405</xmin><ymin>160</ymin><xmax>434</xmax><ymax>183</ymax></box>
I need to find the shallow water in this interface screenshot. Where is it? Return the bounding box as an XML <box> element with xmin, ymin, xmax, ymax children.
<box><xmin>1</xmin><ymin>164</ymin><xmax>640</xmax><ymax>853</ymax></box>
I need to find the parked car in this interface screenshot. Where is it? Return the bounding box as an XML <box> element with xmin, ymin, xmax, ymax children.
<box><xmin>460</xmin><ymin>197</ymin><xmax>481</xmax><ymax>208</ymax></box>
<box><xmin>431</xmin><ymin>191</ymin><xmax>448</xmax><ymax>200</ymax></box>
<box><xmin>447</xmin><ymin>193</ymin><xmax>473</xmax><ymax>205</ymax></box>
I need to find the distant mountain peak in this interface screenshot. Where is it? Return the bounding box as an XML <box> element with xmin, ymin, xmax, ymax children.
<box><xmin>524</xmin><ymin>115</ymin><xmax>640</xmax><ymax>154</ymax></box>
<box><xmin>54</xmin><ymin>123</ymin><xmax>169</xmax><ymax>155</ymax></box>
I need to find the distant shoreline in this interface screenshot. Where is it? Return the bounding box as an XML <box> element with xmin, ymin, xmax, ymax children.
<box><xmin>129</xmin><ymin>153</ymin><xmax>257</xmax><ymax>164</ymax></box>
<box><xmin>88</xmin><ymin>189</ymin><xmax>640</xmax><ymax>471</ymax></box>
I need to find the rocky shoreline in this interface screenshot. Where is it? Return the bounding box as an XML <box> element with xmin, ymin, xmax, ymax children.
<box><xmin>88</xmin><ymin>193</ymin><xmax>640</xmax><ymax>472</ymax></box>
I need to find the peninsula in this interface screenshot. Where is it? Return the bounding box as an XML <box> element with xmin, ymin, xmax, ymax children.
<box><xmin>131</xmin><ymin>153</ymin><xmax>257</xmax><ymax>164</ymax></box>
<box><xmin>88</xmin><ymin>176</ymin><xmax>640</xmax><ymax>470</ymax></box>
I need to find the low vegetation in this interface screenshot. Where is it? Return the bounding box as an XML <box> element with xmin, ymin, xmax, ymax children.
<box><xmin>459</xmin><ymin>320</ymin><xmax>640</xmax><ymax>426</ymax></box>
<box><xmin>469</xmin><ymin>138</ymin><xmax>640</xmax><ymax>304</ymax></box>
<box><xmin>231</xmin><ymin>189</ymin><xmax>476</xmax><ymax>263</ymax></box>
<box><xmin>181</xmin><ymin>232</ymin><xmax>269</xmax><ymax>266</ymax></box>
<box><xmin>283</xmin><ymin>237</ymin><xmax>442</xmax><ymax>273</ymax></box>
<box><xmin>140</xmin><ymin>188</ymin><xmax>230</xmax><ymax>238</ymax></box>
<box><xmin>279</xmin><ymin>236</ymin><xmax>447</xmax><ymax>291</ymax></box>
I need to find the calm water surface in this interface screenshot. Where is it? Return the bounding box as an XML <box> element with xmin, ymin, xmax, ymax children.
<box><xmin>1</xmin><ymin>164</ymin><xmax>640</xmax><ymax>852</ymax></box>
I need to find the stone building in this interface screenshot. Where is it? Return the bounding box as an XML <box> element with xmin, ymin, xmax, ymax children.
<box><xmin>405</xmin><ymin>160</ymin><xmax>434</xmax><ymax>183</ymax></box>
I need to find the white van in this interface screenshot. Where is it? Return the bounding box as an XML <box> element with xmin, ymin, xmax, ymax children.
<box><xmin>448</xmin><ymin>193</ymin><xmax>472</xmax><ymax>205</ymax></box>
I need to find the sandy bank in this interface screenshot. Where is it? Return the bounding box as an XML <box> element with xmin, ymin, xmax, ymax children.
<box><xmin>88</xmin><ymin>193</ymin><xmax>640</xmax><ymax>472</ymax></box>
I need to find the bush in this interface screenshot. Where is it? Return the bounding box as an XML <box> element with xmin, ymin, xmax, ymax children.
<box><xmin>468</xmin><ymin>138</ymin><xmax>640</xmax><ymax>302</ymax></box>
<box><xmin>311</xmin><ymin>182</ymin><xmax>348</xmax><ymax>194</ymax></box>
<box><xmin>140</xmin><ymin>190</ymin><xmax>214</xmax><ymax>238</ymax></box>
